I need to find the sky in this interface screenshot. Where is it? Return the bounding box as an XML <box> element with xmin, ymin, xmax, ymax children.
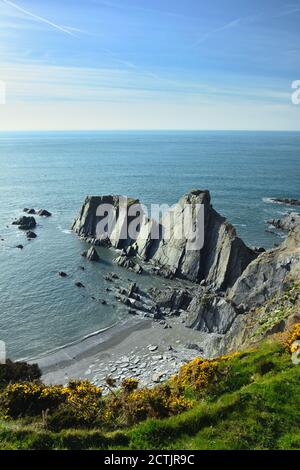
<box><xmin>0</xmin><ymin>0</ymin><xmax>299</xmax><ymax>130</ymax></box>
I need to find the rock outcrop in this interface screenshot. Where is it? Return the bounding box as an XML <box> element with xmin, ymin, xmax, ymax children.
<box><xmin>227</xmin><ymin>224</ymin><xmax>300</xmax><ymax>311</ymax></box>
<box><xmin>268</xmin><ymin>212</ymin><xmax>300</xmax><ymax>232</ymax></box>
<box><xmin>86</xmin><ymin>246</ymin><xmax>100</xmax><ymax>262</ymax></box>
<box><xmin>12</xmin><ymin>216</ymin><xmax>36</xmax><ymax>230</ymax></box>
<box><xmin>270</xmin><ymin>197</ymin><xmax>300</xmax><ymax>206</ymax></box>
<box><xmin>186</xmin><ymin>225</ymin><xmax>300</xmax><ymax>337</ymax></box>
<box><xmin>72</xmin><ymin>190</ymin><xmax>256</xmax><ymax>290</ymax></box>
<box><xmin>37</xmin><ymin>209</ymin><xmax>52</xmax><ymax>217</ymax></box>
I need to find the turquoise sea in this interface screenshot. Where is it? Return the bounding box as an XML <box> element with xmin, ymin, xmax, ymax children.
<box><xmin>0</xmin><ymin>131</ymin><xmax>299</xmax><ymax>359</ymax></box>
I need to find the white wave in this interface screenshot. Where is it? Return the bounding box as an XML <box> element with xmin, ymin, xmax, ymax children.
<box><xmin>57</xmin><ymin>225</ymin><xmax>72</xmax><ymax>234</ymax></box>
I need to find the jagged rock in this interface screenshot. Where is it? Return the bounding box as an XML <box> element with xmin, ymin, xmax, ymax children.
<box><xmin>24</xmin><ymin>208</ymin><xmax>36</xmax><ymax>214</ymax></box>
<box><xmin>37</xmin><ymin>209</ymin><xmax>52</xmax><ymax>217</ymax></box>
<box><xmin>86</xmin><ymin>246</ymin><xmax>100</xmax><ymax>262</ymax></box>
<box><xmin>128</xmin><ymin>282</ymin><xmax>138</xmax><ymax>298</ymax></box>
<box><xmin>72</xmin><ymin>190</ymin><xmax>256</xmax><ymax>290</ymax></box>
<box><xmin>148</xmin><ymin>287</ymin><xmax>192</xmax><ymax>312</ymax></box>
<box><xmin>267</xmin><ymin>212</ymin><xmax>300</xmax><ymax>232</ymax></box>
<box><xmin>286</xmin><ymin>312</ymin><xmax>300</xmax><ymax>329</ymax></box>
<box><xmin>115</xmin><ymin>255</ymin><xmax>143</xmax><ymax>274</ymax></box>
<box><xmin>72</xmin><ymin>195</ymin><xmax>139</xmax><ymax>249</ymax></box>
<box><xmin>185</xmin><ymin>343</ymin><xmax>204</xmax><ymax>354</ymax></box>
<box><xmin>186</xmin><ymin>292</ymin><xmax>238</xmax><ymax>334</ymax></box>
<box><xmin>270</xmin><ymin>198</ymin><xmax>300</xmax><ymax>206</ymax></box>
<box><xmin>227</xmin><ymin>225</ymin><xmax>300</xmax><ymax>311</ymax></box>
<box><xmin>26</xmin><ymin>231</ymin><xmax>37</xmax><ymax>239</ymax></box>
<box><xmin>252</xmin><ymin>246</ymin><xmax>266</xmax><ymax>254</ymax></box>
<box><xmin>12</xmin><ymin>216</ymin><xmax>36</xmax><ymax>230</ymax></box>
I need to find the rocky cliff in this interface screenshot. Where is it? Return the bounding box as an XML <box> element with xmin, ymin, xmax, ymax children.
<box><xmin>72</xmin><ymin>190</ymin><xmax>257</xmax><ymax>290</ymax></box>
<box><xmin>186</xmin><ymin>225</ymin><xmax>300</xmax><ymax>341</ymax></box>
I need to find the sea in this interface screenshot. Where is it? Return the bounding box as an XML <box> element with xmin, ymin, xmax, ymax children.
<box><xmin>0</xmin><ymin>131</ymin><xmax>299</xmax><ymax>360</ymax></box>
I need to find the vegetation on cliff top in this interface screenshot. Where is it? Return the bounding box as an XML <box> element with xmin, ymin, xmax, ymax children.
<box><xmin>0</xmin><ymin>323</ymin><xmax>299</xmax><ymax>450</ymax></box>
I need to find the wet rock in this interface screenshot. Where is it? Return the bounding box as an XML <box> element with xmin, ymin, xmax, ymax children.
<box><xmin>37</xmin><ymin>209</ymin><xmax>52</xmax><ymax>217</ymax></box>
<box><xmin>148</xmin><ymin>345</ymin><xmax>158</xmax><ymax>352</ymax></box>
<box><xmin>24</xmin><ymin>208</ymin><xmax>36</xmax><ymax>214</ymax></box>
<box><xmin>59</xmin><ymin>271</ymin><xmax>68</xmax><ymax>278</ymax></box>
<box><xmin>26</xmin><ymin>231</ymin><xmax>37</xmax><ymax>239</ymax></box>
<box><xmin>12</xmin><ymin>216</ymin><xmax>36</xmax><ymax>231</ymax></box>
<box><xmin>75</xmin><ymin>282</ymin><xmax>85</xmax><ymax>288</ymax></box>
<box><xmin>128</xmin><ymin>282</ymin><xmax>138</xmax><ymax>298</ymax></box>
<box><xmin>270</xmin><ymin>198</ymin><xmax>300</xmax><ymax>206</ymax></box>
<box><xmin>15</xmin><ymin>244</ymin><xmax>24</xmax><ymax>250</ymax></box>
<box><xmin>267</xmin><ymin>212</ymin><xmax>300</xmax><ymax>232</ymax></box>
<box><xmin>86</xmin><ymin>246</ymin><xmax>100</xmax><ymax>262</ymax></box>
<box><xmin>252</xmin><ymin>246</ymin><xmax>266</xmax><ymax>254</ymax></box>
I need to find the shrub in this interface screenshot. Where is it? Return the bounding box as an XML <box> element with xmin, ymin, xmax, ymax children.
<box><xmin>286</xmin><ymin>323</ymin><xmax>300</xmax><ymax>353</ymax></box>
<box><xmin>1</xmin><ymin>383</ymin><xmax>69</xmax><ymax>418</ymax></box>
<box><xmin>1</xmin><ymin>380</ymin><xmax>104</xmax><ymax>421</ymax></box>
<box><xmin>0</xmin><ymin>360</ymin><xmax>41</xmax><ymax>388</ymax></box>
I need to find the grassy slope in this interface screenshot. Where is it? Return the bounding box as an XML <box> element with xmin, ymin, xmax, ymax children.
<box><xmin>0</xmin><ymin>340</ymin><xmax>299</xmax><ymax>450</ymax></box>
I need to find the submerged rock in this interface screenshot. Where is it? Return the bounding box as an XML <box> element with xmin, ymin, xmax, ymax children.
<box><xmin>75</xmin><ymin>282</ymin><xmax>85</xmax><ymax>288</ymax></box>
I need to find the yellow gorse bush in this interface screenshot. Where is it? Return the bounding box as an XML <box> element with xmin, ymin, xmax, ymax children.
<box><xmin>286</xmin><ymin>323</ymin><xmax>300</xmax><ymax>353</ymax></box>
<box><xmin>1</xmin><ymin>352</ymin><xmax>238</xmax><ymax>426</ymax></box>
<box><xmin>121</xmin><ymin>378</ymin><xmax>139</xmax><ymax>393</ymax></box>
<box><xmin>2</xmin><ymin>380</ymin><xmax>103</xmax><ymax>419</ymax></box>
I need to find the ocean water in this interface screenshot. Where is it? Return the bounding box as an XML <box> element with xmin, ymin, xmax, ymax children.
<box><xmin>0</xmin><ymin>131</ymin><xmax>299</xmax><ymax>360</ymax></box>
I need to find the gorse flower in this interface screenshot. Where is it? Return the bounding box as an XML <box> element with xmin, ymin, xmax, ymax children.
<box><xmin>286</xmin><ymin>323</ymin><xmax>300</xmax><ymax>353</ymax></box>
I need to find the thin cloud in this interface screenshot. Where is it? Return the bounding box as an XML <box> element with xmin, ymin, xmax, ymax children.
<box><xmin>1</xmin><ymin>0</ymin><xmax>77</xmax><ymax>36</ymax></box>
<box><xmin>191</xmin><ymin>18</ymin><xmax>241</xmax><ymax>48</ymax></box>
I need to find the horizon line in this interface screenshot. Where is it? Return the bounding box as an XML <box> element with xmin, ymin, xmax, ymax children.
<box><xmin>0</xmin><ymin>129</ymin><xmax>299</xmax><ymax>133</ymax></box>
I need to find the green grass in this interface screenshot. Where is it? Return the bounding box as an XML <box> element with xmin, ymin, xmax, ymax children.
<box><xmin>0</xmin><ymin>340</ymin><xmax>299</xmax><ymax>450</ymax></box>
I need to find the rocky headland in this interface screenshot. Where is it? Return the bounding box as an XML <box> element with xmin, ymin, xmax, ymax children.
<box><xmin>41</xmin><ymin>190</ymin><xmax>300</xmax><ymax>388</ymax></box>
<box><xmin>72</xmin><ymin>190</ymin><xmax>300</xmax><ymax>345</ymax></box>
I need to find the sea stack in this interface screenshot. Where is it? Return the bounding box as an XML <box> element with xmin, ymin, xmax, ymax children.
<box><xmin>72</xmin><ymin>190</ymin><xmax>257</xmax><ymax>290</ymax></box>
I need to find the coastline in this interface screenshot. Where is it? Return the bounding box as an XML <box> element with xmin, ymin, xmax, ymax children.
<box><xmin>40</xmin><ymin>316</ymin><xmax>216</xmax><ymax>388</ymax></box>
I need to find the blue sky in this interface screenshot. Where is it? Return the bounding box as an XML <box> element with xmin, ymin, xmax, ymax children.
<box><xmin>0</xmin><ymin>0</ymin><xmax>299</xmax><ymax>130</ymax></box>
